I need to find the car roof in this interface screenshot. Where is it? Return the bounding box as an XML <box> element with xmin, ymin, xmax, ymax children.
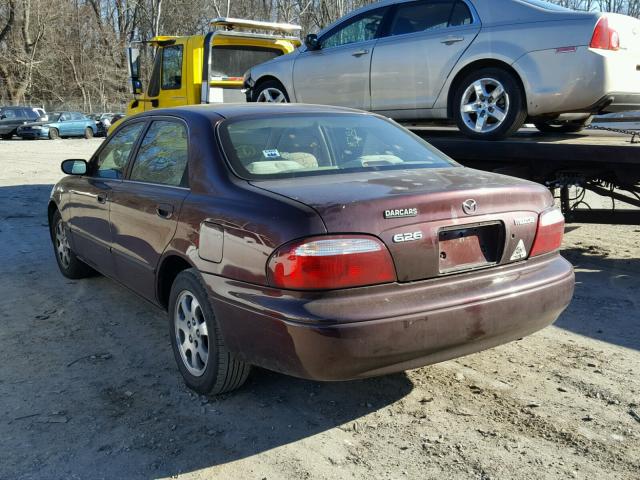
<box><xmin>133</xmin><ymin>103</ymin><xmax>369</xmax><ymax>121</ymax></box>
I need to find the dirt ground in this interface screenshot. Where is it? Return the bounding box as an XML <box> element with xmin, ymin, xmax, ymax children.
<box><xmin>0</xmin><ymin>137</ymin><xmax>638</xmax><ymax>480</ymax></box>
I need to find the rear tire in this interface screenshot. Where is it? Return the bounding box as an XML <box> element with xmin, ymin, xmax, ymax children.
<box><xmin>51</xmin><ymin>210</ymin><xmax>94</xmax><ymax>279</ymax></box>
<box><xmin>534</xmin><ymin>116</ymin><xmax>592</xmax><ymax>133</ymax></box>
<box><xmin>84</xmin><ymin>127</ymin><xmax>94</xmax><ymax>139</ymax></box>
<box><xmin>452</xmin><ymin>67</ymin><xmax>527</xmax><ymax>140</ymax></box>
<box><xmin>252</xmin><ymin>80</ymin><xmax>289</xmax><ymax>103</ymax></box>
<box><xmin>48</xmin><ymin>128</ymin><xmax>59</xmax><ymax>140</ymax></box>
<box><xmin>168</xmin><ymin>269</ymin><xmax>251</xmax><ymax>395</ymax></box>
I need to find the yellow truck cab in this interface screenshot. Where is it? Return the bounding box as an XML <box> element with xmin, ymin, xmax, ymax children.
<box><xmin>124</xmin><ymin>18</ymin><xmax>301</xmax><ymax>117</ymax></box>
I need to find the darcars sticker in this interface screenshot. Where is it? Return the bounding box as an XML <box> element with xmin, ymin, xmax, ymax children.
<box><xmin>384</xmin><ymin>207</ymin><xmax>418</xmax><ymax>219</ymax></box>
<box><xmin>262</xmin><ymin>149</ymin><xmax>281</xmax><ymax>159</ymax></box>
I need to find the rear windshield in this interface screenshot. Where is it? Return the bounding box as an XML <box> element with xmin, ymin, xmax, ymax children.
<box><xmin>218</xmin><ymin>113</ymin><xmax>456</xmax><ymax>180</ymax></box>
<box><xmin>210</xmin><ymin>46</ymin><xmax>281</xmax><ymax>79</ymax></box>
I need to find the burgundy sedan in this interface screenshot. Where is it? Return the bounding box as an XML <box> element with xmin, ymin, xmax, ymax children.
<box><xmin>48</xmin><ymin>104</ymin><xmax>574</xmax><ymax>394</ymax></box>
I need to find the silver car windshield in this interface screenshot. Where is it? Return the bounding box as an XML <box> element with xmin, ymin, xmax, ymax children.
<box><xmin>219</xmin><ymin>113</ymin><xmax>457</xmax><ymax>179</ymax></box>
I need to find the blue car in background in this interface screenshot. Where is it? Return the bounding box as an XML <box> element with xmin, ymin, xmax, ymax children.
<box><xmin>16</xmin><ymin>111</ymin><xmax>97</xmax><ymax>140</ymax></box>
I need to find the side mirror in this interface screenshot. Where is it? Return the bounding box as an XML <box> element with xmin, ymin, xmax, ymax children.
<box><xmin>132</xmin><ymin>79</ymin><xmax>143</xmax><ymax>95</ymax></box>
<box><xmin>61</xmin><ymin>159</ymin><xmax>87</xmax><ymax>175</ymax></box>
<box><xmin>0</xmin><ymin>114</ymin><xmax>5</xmax><ymax>120</ymax></box>
<box><xmin>305</xmin><ymin>34</ymin><xmax>320</xmax><ymax>51</ymax></box>
<box><xmin>126</xmin><ymin>47</ymin><xmax>143</xmax><ymax>95</ymax></box>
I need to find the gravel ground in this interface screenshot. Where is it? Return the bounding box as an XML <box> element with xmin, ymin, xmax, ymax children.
<box><xmin>0</xmin><ymin>138</ymin><xmax>638</xmax><ymax>480</ymax></box>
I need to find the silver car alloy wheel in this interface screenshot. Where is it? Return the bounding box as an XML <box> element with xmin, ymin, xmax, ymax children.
<box><xmin>55</xmin><ymin>221</ymin><xmax>71</xmax><ymax>269</ymax></box>
<box><xmin>174</xmin><ymin>290</ymin><xmax>209</xmax><ymax>377</ymax></box>
<box><xmin>460</xmin><ymin>78</ymin><xmax>510</xmax><ymax>133</ymax></box>
<box><xmin>256</xmin><ymin>87</ymin><xmax>287</xmax><ymax>103</ymax></box>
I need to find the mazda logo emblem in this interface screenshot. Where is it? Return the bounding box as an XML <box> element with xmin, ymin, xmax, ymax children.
<box><xmin>462</xmin><ymin>199</ymin><xmax>477</xmax><ymax>214</ymax></box>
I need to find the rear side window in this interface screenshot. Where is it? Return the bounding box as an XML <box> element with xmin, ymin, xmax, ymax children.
<box><xmin>389</xmin><ymin>0</ymin><xmax>472</xmax><ymax>36</ymax></box>
<box><xmin>94</xmin><ymin>122</ymin><xmax>145</xmax><ymax>179</ymax></box>
<box><xmin>161</xmin><ymin>45</ymin><xmax>183</xmax><ymax>90</ymax></box>
<box><xmin>129</xmin><ymin>120</ymin><xmax>189</xmax><ymax>187</ymax></box>
<box><xmin>1</xmin><ymin>109</ymin><xmax>17</xmax><ymax>119</ymax></box>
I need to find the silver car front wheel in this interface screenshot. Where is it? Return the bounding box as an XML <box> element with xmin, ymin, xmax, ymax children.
<box><xmin>256</xmin><ymin>87</ymin><xmax>287</xmax><ymax>103</ymax></box>
<box><xmin>460</xmin><ymin>78</ymin><xmax>510</xmax><ymax>134</ymax></box>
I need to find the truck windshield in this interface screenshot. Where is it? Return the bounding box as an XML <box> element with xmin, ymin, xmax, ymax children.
<box><xmin>218</xmin><ymin>113</ymin><xmax>456</xmax><ymax>180</ymax></box>
<box><xmin>210</xmin><ymin>46</ymin><xmax>281</xmax><ymax>79</ymax></box>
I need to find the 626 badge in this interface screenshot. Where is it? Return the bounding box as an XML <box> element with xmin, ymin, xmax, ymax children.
<box><xmin>393</xmin><ymin>231</ymin><xmax>423</xmax><ymax>243</ymax></box>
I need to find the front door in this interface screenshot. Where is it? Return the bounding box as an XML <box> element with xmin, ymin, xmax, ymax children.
<box><xmin>66</xmin><ymin>121</ymin><xmax>146</xmax><ymax>276</ymax></box>
<box><xmin>109</xmin><ymin>119</ymin><xmax>190</xmax><ymax>301</ymax></box>
<box><xmin>370</xmin><ymin>0</ymin><xmax>479</xmax><ymax>111</ymax></box>
<box><xmin>145</xmin><ymin>43</ymin><xmax>187</xmax><ymax>111</ymax></box>
<box><xmin>292</xmin><ymin>6</ymin><xmax>389</xmax><ymax>109</ymax></box>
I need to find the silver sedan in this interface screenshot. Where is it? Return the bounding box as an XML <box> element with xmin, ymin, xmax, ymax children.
<box><xmin>244</xmin><ymin>0</ymin><xmax>640</xmax><ymax>139</ymax></box>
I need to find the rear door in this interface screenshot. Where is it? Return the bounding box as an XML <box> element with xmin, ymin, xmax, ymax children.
<box><xmin>370</xmin><ymin>0</ymin><xmax>480</xmax><ymax>111</ymax></box>
<box><xmin>108</xmin><ymin>118</ymin><xmax>190</xmax><ymax>301</ymax></box>
<box><xmin>293</xmin><ymin>6</ymin><xmax>389</xmax><ymax>109</ymax></box>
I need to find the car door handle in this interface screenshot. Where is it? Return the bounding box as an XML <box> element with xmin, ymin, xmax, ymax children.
<box><xmin>351</xmin><ymin>49</ymin><xmax>369</xmax><ymax>57</ymax></box>
<box><xmin>440</xmin><ymin>36</ymin><xmax>464</xmax><ymax>45</ymax></box>
<box><xmin>156</xmin><ymin>204</ymin><xmax>174</xmax><ymax>219</ymax></box>
<box><xmin>96</xmin><ymin>193</ymin><xmax>108</xmax><ymax>204</ymax></box>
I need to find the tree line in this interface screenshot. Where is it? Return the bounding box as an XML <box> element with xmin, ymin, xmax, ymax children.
<box><xmin>0</xmin><ymin>0</ymin><xmax>638</xmax><ymax>113</ymax></box>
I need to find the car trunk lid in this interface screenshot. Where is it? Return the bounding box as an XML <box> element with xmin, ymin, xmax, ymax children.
<box><xmin>252</xmin><ymin>167</ymin><xmax>554</xmax><ymax>282</ymax></box>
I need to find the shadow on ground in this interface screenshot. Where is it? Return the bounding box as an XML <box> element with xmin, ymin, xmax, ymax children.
<box><xmin>0</xmin><ymin>184</ymin><xmax>413</xmax><ymax>479</ymax></box>
<box><xmin>556</xmin><ymin>246</ymin><xmax>639</xmax><ymax>351</ymax></box>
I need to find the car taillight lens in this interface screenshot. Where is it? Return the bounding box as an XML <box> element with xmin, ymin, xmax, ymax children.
<box><xmin>530</xmin><ymin>208</ymin><xmax>565</xmax><ymax>257</ymax></box>
<box><xmin>267</xmin><ymin>235</ymin><xmax>396</xmax><ymax>290</ymax></box>
<box><xmin>590</xmin><ymin>17</ymin><xmax>620</xmax><ymax>51</ymax></box>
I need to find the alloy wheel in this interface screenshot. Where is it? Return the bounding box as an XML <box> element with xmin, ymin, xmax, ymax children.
<box><xmin>174</xmin><ymin>290</ymin><xmax>209</xmax><ymax>377</ymax></box>
<box><xmin>55</xmin><ymin>221</ymin><xmax>71</xmax><ymax>269</ymax></box>
<box><xmin>256</xmin><ymin>87</ymin><xmax>287</xmax><ymax>103</ymax></box>
<box><xmin>460</xmin><ymin>78</ymin><xmax>510</xmax><ymax>133</ymax></box>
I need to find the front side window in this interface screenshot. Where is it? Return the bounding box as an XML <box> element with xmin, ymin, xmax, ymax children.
<box><xmin>161</xmin><ymin>45</ymin><xmax>183</xmax><ymax>90</ymax></box>
<box><xmin>390</xmin><ymin>0</ymin><xmax>468</xmax><ymax>36</ymax></box>
<box><xmin>129</xmin><ymin>120</ymin><xmax>189</xmax><ymax>187</ymax></box>
<box><xmin>94</xmin><ymin>122</ymin><xmax>145</xmax><ymax>179</ymax></box>
<box><xmin>59</xmin><ymin>113</ymin><xmax>70</xmax><ymax>122</ymax></box>
<box><xmin>71</xmin><ymin>112</ymin><xmax>85</xmax><ymax>120</ymax></box>
<box><xmin>219</xmin><ymin>114</ymin><xmax>455</xmax><ymax>180</ymax></box>
<box><xmin>321</xmin><ymin>9</ymin><xmax>387</xmax><ymax>49</ymax></box>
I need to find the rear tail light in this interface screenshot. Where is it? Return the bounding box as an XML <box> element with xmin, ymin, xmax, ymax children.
<box><xmin>530</xmin><ymin>208</ymin><xmax>565</xmax><ymax>257</ymax></box>
<box><xmin>590</xmin><ymin>17</ymin><xmax>620</xmax><ymax>51</ymax></box>
<box><xmin>267</xmin><ymin>235</ymin><xmax>396</xmax><ymax>290</ymax></box>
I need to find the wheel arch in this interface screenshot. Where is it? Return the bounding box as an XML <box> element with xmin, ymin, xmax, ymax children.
<box><xmin>47</xmin><ymin>200</ymin><xmax>59</xmax><ymax>239</ymax></box>
<box><xmin>156</xmin><ymin>253</ymin><xmax>196</xmax><ymax>310</ymax></box>
<box><xmin>446</xmin><ymin>59</ymin><xmax>527</xmax><ymax>118</ymax></box>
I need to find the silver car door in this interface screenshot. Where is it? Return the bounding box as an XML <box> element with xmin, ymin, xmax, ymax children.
<box><xmin>371</xmin><ymin>0</ymin><xmax>480</xmax><ymax>112</ymax></box>
<box><xmin>292</xmin><ymin>6</ymin><xmax>389</xmax><ymax>109</ymax></box>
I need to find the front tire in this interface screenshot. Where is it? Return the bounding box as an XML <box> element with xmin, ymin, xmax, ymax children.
<box><xmin>168</xmin><ymin>269</ymin><xmax>251</xmax><ymax>395</ymax></box>
<box><xmin>1</xmin><ymin>132</ymin><xmax>13</xmax><ymax>140</ymax></box>
<box><xmin>48</xmin><ymin>128</ymin><xmax>59</xmax><ymax>140</ymax></box>
<box><xmin>252</xmin><ymin>80</ymin><xmax>289</xmax><ymax>103</ymax></box>
<box><xmin>51</xmin><ymin>210</ymin><xmax>94</xmax><ymax>279</ymax></box>
<box><xmin>84</xmin><ymin>127</ymin><xmax>94</xmax><ymax>139</ymax></box>
<box><xmin>534</xmin><ymin>116</ymin><xmax>592</xmax><ymax>133</ymax></box>
<box><xmin>452</xmin><ymin>67</ymin><xmax>527</xmax><ymax>140</ymax></box>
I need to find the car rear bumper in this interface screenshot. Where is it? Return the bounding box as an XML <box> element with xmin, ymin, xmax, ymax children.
<box><xmin>201</xmin><ymin>253</ymin><xmax>574</xmax><ymax>381</ymax></box>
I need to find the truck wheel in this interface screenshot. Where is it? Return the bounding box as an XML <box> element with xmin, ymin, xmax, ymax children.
<box><xmin>84</xmin><ymin>127</ymin><xmax>94</xmax><ymax>139</ymax></box>
<box><xmin>168</xmin><ymin>269</ymin><xmax>251</xmax><ymax>395</ymax></box>
<box><xmin>51</xmin><ymin>210</ymin><xmax>94</xmax><ymax>279</ymax></box>
<box><xmin>534</xmin><ymin>116</ymin><xmax>592</xmax><ymax>134</ymax></box>
<box><xmin>253</xmin><ymin>80</ymin><xmax>289</xmax><ymax>103</ymax></box>
<box><xmin>48</xmin><ymin>128</ymin><xmax>59</xmax><ymax>140</ymax></box>
<box><xmin>452</xmin><ymin>67</ymin><xmax>526</xmax><ymax>140</ymax></box>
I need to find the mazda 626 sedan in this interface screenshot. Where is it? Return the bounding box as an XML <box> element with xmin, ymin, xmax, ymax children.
<box><xmin>48</xmin><ymin>104</ymin><xmax>574</xmax><ymax>394</ymax></box>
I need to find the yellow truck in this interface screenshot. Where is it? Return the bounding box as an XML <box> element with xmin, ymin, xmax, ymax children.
<box><xmin>124</xmin><ymin>18</ymin><xmax>301</xmax><ymax>117</ymax></box>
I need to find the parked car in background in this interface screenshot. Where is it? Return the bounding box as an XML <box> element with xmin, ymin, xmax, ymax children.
<box><xmin>17</xmin><ymin>111</ymin><xmax>97</xmax><ymax>140</ymax></box>
<box><xmin>90</xmin><ymin>113</ymin><xmax>125</xmax><ymax>136</ymax></box>
<box><xmin>244</xmin><ymin>0</ymin><xmax>640</xmax><ymax>139</ymax></box>
<box><xmin>0</xmin><ymin>106</ymin><xmax>47</xmax><ymax>139</ymax></box>
<box><xmin>48</xmin><ymin>104</ymin><xmax>574</xmax><ymax>395</ymax></box>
